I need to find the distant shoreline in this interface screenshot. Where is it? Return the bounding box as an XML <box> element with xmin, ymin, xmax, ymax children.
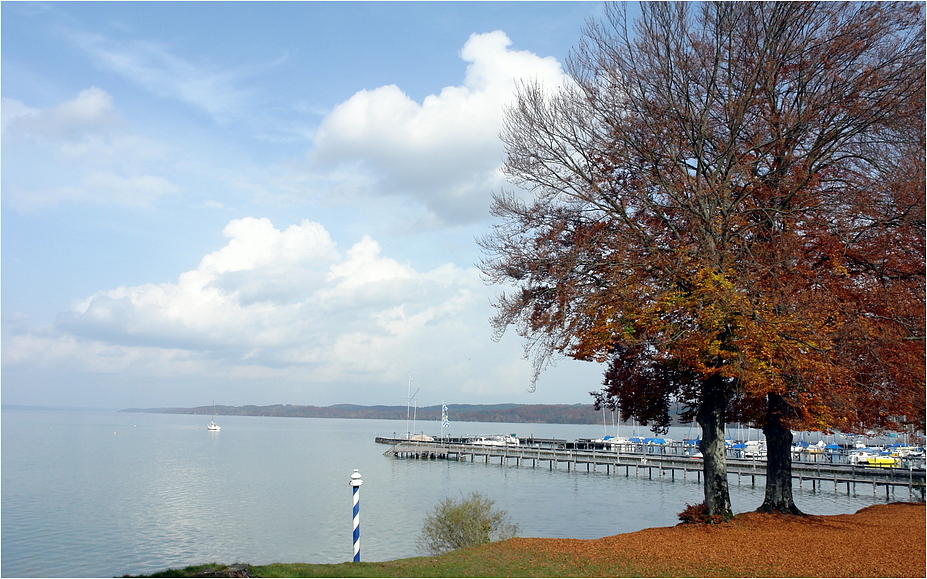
<box><xmin>1</xmin><ymin>402</ymin><xmax>689</xmax><ymax>427</ymax></box>
<box><xmin>119</xmin><ymin>402</ymin><xmax>653</xmax><ymax>425</ymax></box>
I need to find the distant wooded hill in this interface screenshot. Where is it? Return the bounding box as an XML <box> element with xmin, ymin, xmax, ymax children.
<box><xmin>121</xmin><ymin>403</ymin><xmax>658</xmax><ymax>425</ymax></box>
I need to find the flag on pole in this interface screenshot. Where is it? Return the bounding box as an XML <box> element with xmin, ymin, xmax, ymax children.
<box><xmin>442</xmin><ymin>404</ymin><xmax>449</xmax><ymax>428</ymax></box>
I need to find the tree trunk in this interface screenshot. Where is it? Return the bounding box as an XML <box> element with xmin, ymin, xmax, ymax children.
<box><xmin>757</xmin><ymin>392</ymin><xmax>805</xmax><ymax>515</ymax></box>
<box><xmin>697</xmin><ymin>375</ymin><xmax>733</xmax><ymax>519</ymax></box>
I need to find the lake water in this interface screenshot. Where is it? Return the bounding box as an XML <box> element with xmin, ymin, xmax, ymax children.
<box><xmin>1</xmin><ymin>407</ymin><xmax>894</xmax><ymax>577</ymax></box>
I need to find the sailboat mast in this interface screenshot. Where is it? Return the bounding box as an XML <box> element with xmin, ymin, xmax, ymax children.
<box><xmin>406</xmin><ymin>374</ymin><xmax>412</xmax><ymax>439</ymax></box>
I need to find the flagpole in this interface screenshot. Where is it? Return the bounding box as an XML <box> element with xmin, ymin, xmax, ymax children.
<box><xmin>441</xmin><ymin>402</ymin><xmax>449</xmax><ymax>441</ymax></box>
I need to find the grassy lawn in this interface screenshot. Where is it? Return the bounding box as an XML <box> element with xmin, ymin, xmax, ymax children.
<box><xmin>131</xmin><ymin>544</ymin><xmax>644</xmax><ymax>578</ymax></box>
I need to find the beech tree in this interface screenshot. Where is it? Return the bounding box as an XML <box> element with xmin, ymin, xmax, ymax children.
<box><xmin>480</xmin><ymin>2</ymin><xmax>924</xmax><ymax>518</ymax></box>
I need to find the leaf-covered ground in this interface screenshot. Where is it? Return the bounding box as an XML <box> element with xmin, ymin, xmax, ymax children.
<box><xmin>488</xmin><ymin>501</ymin><xmax>926</xmax><ymax>577</ymax></box>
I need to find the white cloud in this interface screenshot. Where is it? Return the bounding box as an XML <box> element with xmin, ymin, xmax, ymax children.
<box><xmin>310</xmin><ymin>31</ymin><xmax>569</xmax><ymax>224</ymax></box>
<box><xmin>326</xmin><ymin>236</ymin><xmax>416</xmax><ymax>291</ymax></box>
<box><xmin>4</xmin><ymin>87</ymin><xmax>120</xmax><ymax>138</ymax></box>
<box><xmin>8</xmin><ymin>217</ymin><xmax>522</xmax><ymax>397</ymax></box>
<box><xmin>0</xmin><ymin>331</ymin><xmax>205</xmax><ymax>375</ymax></box>
<box><xmin>2</xmin><ymin>89</ymin><xmax>177</xmax><ymax>211</ymax></box>
<box><xmin>1</xmin><ymin>97</ymin><xmax>39</xmax><ymax>132</ymax></box>
<box><xmin>202</xmin><ymin>217</ymin><xmax>338</xmax><ymax>275</ymax></box>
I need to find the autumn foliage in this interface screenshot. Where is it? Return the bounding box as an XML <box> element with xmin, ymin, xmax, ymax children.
<box><xmin>481</xmin><ymin>2</ymin><xmax>925</xmax><ymax>516</ymax></box>
<box><xmin>677</xmin><ymin>502</ymin><xmax>725</xmax><ymax>525</ymax></box>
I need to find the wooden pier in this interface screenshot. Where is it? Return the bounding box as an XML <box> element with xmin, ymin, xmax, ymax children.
<box><xmin>378</xmin><ymin>438</ymin><xmax>926</xmax><ymax>500</ymax></box>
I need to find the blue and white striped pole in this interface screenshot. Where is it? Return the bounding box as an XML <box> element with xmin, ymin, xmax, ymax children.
<box><xmin>349</xmin><ymin>469</ymin><xmax>363</xmax><ymax>562</ymax></box>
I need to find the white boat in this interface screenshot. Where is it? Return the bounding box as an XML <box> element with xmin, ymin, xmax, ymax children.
<box><xmin>471</xmin><ymin>434</ymin><xmax>519</xmax><ymax>447</ymax></box>
<box><xmin>207</xmin><ymin>401</ymin><xmax>220</xmax><ymax>431</ymax></box>
<box><xmin>848</xmin><ymin>450</ymin><xmax>875</xmax><ymax>465</ymax></box>
<box><xmin>742</xmin><ymin>440</ymin><xmax>766</xmax><ymax>458</ymax></box>
<box><xmin>592</xmin><ymin>435</ymin><xmax>629</xmax><ymax>449</ymax></box>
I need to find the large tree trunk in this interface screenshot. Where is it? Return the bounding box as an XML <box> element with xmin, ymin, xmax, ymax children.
<box><xmin>697</xmin><ymin>375</ymin><xmax>733</xmax><ymax>519</ymax></box>
<box><xmin>758</xmin><ymin>392</ymin><xmax>804</xmax><ymax>515</ymax></box>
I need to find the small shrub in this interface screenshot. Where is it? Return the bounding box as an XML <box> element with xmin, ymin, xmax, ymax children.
<box><xmin>677</xmin><ymin>502</ymin><xmax>724</xmax><ymax>524</ymax></box>
<box><xmin>417</xmin><ymin>491</ymin><xmax>519</xmax><ymax>555</ymax></box>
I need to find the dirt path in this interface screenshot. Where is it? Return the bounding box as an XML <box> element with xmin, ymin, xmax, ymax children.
<box><xmin>501</xmin><ymin>502</ymin><xmax>926</xmax><ymax>577</ymax></box>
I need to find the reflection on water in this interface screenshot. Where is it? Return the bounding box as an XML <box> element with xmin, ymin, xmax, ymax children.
<box><xmin>1</xmin><ymin>409</ymin><xmax>895</xmax><ymax>577</ymax></box>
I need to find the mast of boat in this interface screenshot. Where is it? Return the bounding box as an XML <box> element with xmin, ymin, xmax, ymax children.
<box><xmin>405</xmin><ymin>374</ymin><xmax>420</xmax><ymax>440</ymax></box>
<box><xmin>406</xmin><ymin>375</ymin><xmax>411</xmax><ymax>439</ymax></box>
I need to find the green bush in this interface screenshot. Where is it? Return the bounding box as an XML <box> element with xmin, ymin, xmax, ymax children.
<box><xmin>416</xmin><ymin>491</ymin><xmax>519</xmax><ymax>555</ymax></box>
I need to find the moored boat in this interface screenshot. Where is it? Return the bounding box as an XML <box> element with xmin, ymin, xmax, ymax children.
<box><xmin>471</xmin><ymin>434</ymin><xmax>519</xmax><ymax>447</ymax></box>
<box><xmin>207</xmin><ymin>401</ymin><xmax>220</xmax><ymax>431</ymax></box>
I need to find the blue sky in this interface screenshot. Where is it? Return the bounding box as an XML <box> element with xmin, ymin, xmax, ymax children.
<box><xmin>2</xmin><ymin>1</ymin><xmax>623</xmax><ymax>410</ymax></box>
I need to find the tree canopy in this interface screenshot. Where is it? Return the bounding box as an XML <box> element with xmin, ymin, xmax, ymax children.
<box><xmin>481</xmin><ymin>1</ymin><xmax>925</xmax><ymax>516</ymax></box>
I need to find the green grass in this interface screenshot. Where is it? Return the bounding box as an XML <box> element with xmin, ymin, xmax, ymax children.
<box><xmin>127</xmin><ymin>543</ymin><xmax>644</xmax><ymax>578</ymax></box>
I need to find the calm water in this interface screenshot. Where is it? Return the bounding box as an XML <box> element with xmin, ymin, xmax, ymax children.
<box><xmin>1</xmin><ymin>408</ymin><xmax>893</xmax><ymax>577</ymax></box>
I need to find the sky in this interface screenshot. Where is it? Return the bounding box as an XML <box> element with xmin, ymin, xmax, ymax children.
<box><xmin>2</xmin><ymin>1</ymin><xmax>627</xmax><ymax>410</ymax></box>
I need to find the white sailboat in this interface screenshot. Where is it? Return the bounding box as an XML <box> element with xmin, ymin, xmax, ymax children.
<box><xmin>207</xmin><ymin>401</ymin><xmax>220</xmax><ymax>431</ymax></box>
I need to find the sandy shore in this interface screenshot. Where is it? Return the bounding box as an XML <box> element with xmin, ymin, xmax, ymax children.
<box><xmin>497</xmin><ymin>502</ymin><xmax>925</xmax><ymax>577</ymax></box>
